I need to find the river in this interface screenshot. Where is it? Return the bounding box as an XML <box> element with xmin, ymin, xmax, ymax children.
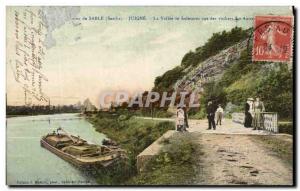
<box><xmin>6</xmin><ymin>113</ymin><xmax>106</xmax><ymax>185</ymax></box>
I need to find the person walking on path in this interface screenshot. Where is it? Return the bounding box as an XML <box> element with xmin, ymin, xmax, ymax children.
<box><xmin>206</xmin><ymin>101</ymin><xmax>216</xmax><ymax>130</ymax></box>
<box><xmin>216</xmin><ymin>104</ymin><xmax>224</xmax><ymax>126</ymax></box>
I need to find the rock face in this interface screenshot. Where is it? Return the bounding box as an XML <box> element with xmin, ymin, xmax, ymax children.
<box><xmin>137</xmin><ymin>130</ymin><xmax>176</xmax><ymax>173</ymax></box>
<box><xmin>174</xmin><ymin>40</ymin><xmax>248</xmax><ymax>92</ymax></box>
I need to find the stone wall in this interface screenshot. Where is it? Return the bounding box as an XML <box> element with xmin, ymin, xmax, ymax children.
<box><xmin>136</xmin><ymin>130</ymin><xmax>176</xmax><ymax>173</ymax></box>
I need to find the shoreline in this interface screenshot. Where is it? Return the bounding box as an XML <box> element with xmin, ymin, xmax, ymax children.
<box><xmin>6</xmin><ymin>112</ymin><xmax>81</xmax><ymax>118</ymax></box>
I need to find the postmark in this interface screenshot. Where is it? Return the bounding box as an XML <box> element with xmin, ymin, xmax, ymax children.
<box><xmin>252</xmin><ymin>15</ymin><xmax>293</xmax><ymax>62</ymax></box>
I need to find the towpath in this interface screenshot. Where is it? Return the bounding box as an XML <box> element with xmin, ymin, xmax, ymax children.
<box><xmin>139</xmin><ymin>117</ymin><xmax>293</xmax><ymax>185</ymax></box>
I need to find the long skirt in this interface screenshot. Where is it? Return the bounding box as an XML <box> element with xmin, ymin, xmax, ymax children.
<box><xmin>253</xmin><ymin>112</ymin><xmax>262</xmax><ymax>129</ymax></box>
<box><xmin>244</xmin><ymin>112</ymin><xmax>252</xmax><ymax>128</ymax></box>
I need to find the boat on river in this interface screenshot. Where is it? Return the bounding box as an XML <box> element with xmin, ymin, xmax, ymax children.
<box><xmin>40</xmin><ymin>128</ymin><xmax>126</xmax><ymax>169</ymax></box>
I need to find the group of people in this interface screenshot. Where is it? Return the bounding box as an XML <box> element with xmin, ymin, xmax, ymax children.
<box><xmin>206</xmin><ymin>97</ymin><xmax>266</xmax><ymax>130</ymax></box>
<box><xmin>176</xmin><ymin>97</ymin><xmax>265</xmax><ymax>132</ymax></box>
<box><xmin>244</xmin><ymin>97</ymin><xmax>265</xmax><ymax>130</ymax></box>
<box><xmin>206</xmin><ymin>101</ymin><xmax>224</xmax><ymax>130</ymax></box>
<box><xmin>176</xmin><ymin>101</ymin><xmax>224</xmax><ymax>132</ymax></box>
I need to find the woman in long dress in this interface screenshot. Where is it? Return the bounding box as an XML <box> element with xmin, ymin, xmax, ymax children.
<box><xmin>253</xmin><ymin>97</ymin><xmax>265</xmax><ymax>130</ymax></box>
<box><xmin>244</xmin><ymin>98</ymin><xmax>254</xmax><ymax>128</ymax></box>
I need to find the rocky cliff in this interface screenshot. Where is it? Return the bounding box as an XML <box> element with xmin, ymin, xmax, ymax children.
<box><xmin>174</xmin><ymin>40</ymin><xmax>248</xmax><ymax>93</ymax></box>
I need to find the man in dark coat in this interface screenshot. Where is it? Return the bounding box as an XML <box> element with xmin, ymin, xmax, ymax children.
<box><xmin>206</xmin><ymin>101</ymin><xmax>216</xmax><ymax>130</ymax></box>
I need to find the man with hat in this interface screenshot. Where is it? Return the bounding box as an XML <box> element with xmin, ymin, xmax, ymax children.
<box><xmin>206</xmin><ymin>101</ymin><xmax>216</xmax><ymax>130</ymax></box>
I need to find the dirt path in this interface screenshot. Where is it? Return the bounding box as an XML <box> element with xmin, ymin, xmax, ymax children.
<box><xmin>138</xmin><ymin>117</ymin><xmax>293</xmax><ymax>185</ymax></box>
<box><xmin>192</xmin><ymin>133</ymin><xmax>293</xmax><ymax>185</ymax></box>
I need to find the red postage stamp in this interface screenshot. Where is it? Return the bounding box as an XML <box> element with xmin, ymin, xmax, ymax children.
<box><xmin>253</xmin><ymin>16</ymin><xmax>293</xmax><ymax>62</ymax></box>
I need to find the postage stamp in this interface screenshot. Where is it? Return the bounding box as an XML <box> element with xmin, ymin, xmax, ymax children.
<box><xmin>252</xmin><ymin>15</ymin><xmax>293</xmax><ymax>62</ymax></box>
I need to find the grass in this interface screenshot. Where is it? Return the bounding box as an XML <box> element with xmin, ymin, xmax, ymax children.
<box><xmin>251</xmin><ymin>135</ymin><xmax>293</xmax><ymax>166</ymax></box>
<box><xmin>134</xmin><ymin>109</ymin><xmax>174</xmax><ymax>118</ymax></box>
<box><xmin>278</xmin><ymin>122</ymin><xmax>293</xmax><ymax>135</ymax></box>
<box><xmin>87</xmin><ymin>112</ymin><xmax>175</xmax><ymax>184</ymax></box>
<box><xmin>188</xmin><ymin>107</ymin><xmax>206</xmax><ymax>120</ymax></box>
<box><xmin>127</xmin><ymin>133</ymin><xmax>199</xmax><ymax>185</ymax></box>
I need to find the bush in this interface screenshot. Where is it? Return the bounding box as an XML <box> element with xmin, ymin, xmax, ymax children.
<box><xmin>188</xmin><ymin>107</ymin><xmax>206</xmax><ymax>119</ymax></box>
<box><xmin>255</xmin><ymin>64</ymin><xmax>293</xmax><ymax>119</ymax></box>
<box><xmin>118</xmin><ymin>114</ymin><xmax>128</xmax><ymax>121</ymax></box>
<box><xmin>154</xmin><ymin>66</ymin><xmax>185</xmax><ymax>91</ymax></box>
<box><xmin>181</xmin><ymin>27</ymin><xmax>249</xmax><ymax>68</ymax></box>
<box><xmin>278</xmin><ymin>122</ymin><xmax>293</xmax><ymax>135</ymax></box>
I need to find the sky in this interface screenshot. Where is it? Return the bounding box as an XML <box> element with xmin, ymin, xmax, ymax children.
<box><xmin>6</xmin><ymin>6</ymin><xmax>293</xmax><ymax>106</ymax></box>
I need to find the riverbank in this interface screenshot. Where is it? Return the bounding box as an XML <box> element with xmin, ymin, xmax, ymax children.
<box><xmin>87</xmin><ymin>112</ymin><xmax>177</xmax><ymax>184</ymax></box>
<box><xmin>88</xmin><ymin>112</ymin><xmax>200</xmax><ymax>185</ymax></box>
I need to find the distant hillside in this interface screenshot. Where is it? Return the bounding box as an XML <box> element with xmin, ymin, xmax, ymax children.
<box><xmin>153</xmin><ymin>27</ymin><xmax>293</xmax><ymax>120</ymax></box>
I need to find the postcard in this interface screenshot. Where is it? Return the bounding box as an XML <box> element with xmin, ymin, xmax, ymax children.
<box><xmin>6</xmin><ymin>6</ymin><xmax>295</xmax><ymax>186</ymax></box>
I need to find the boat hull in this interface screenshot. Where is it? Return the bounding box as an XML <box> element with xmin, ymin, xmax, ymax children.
<box><xmin>40</xmin><ymin>137</ymin><xmax>118</xmax><ymax>170</ymax></box>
